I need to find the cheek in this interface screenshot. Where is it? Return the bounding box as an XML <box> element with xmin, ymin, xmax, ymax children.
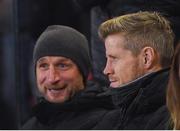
<box><xmin>113</xmin><ymin>62</ymin><xmax>122</xmax><ymax>74</ymax></box>
<box><xmin>64</xmin><ymin>72</ymin><xmax>83</xmax><ymax>89</ymax></box>
<box><xmin>37</xmin><ymin>71</ymin><xmax>47</xmax><ymax>84</ymax></box>
<box><xmin>63</xmin><ymin>75</ymin><xmax>79</xmax><ymax>85</ymax></box>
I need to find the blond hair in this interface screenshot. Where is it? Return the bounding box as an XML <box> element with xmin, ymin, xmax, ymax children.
<box><xmin>98</xmin><ymin>11</ymin><xmax>174</xmax><ymax>68</ymax></box>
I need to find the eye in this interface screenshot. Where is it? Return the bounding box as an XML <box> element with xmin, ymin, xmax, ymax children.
<box><xmin>109</xmin><ymin>55</ymin><xmax>118</xmax><ymax>61</ymax></box>
<box><xmin>38</xmin><ymin>63</ymin><xmax>49</xmax><ymax>70</ymax></box>
<box><xmin>58</xmin><ymin>63</ymin><xmax>66</xmax><ymax>68</ymax></box>
<box><xmin>113</xmin><ymin>57</ymin><xmax>118</xmax><ymax>61</ymax></box>
<box><xmin>57</xmin><ymin>63</ymin><xmax>71</xmax><ymax>70</ymax></box>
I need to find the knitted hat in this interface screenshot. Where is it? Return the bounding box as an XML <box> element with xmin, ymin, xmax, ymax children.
<box><xmin>33</xmin><ymin>25</ymin><xmax>91</xmax><ymax>81</ymax></box>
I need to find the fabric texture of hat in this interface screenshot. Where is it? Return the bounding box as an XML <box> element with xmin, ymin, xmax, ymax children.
<box><xmin>33</xmin><ymin>25</ymin><xmax>91</xmax><ymax>81</ymax></box>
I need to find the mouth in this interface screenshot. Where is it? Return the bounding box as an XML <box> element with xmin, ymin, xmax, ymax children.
<box><xmin>109</xmin><ymin>80</ymin><xmax>119</xmax><ymax>88</ymax></box>
<box><xmin>47</xmin><ymin>86</ymin><xmax>66</xmax><ymax>94</ymax></box>
<box><xmin>110</xmin><ymin>80</ymin><xmax>116</xmax><ymax>84</ymax></box>
<box><xmin>109</xmin><ymin>78</ymin><xmax>116</xmax><ymax>83</ymax></box>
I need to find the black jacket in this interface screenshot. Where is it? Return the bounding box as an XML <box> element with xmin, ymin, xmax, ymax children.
<box><xmin>94</xmin><ymin>68</ymin><xmax>170</xmax><ymax>129</ymax></box>
<box><xmin>21</xmin><ymin>81</ymin><xmax>114</xmax><ymax>130</ymax></box>
<box><xmin>22</xmin><ymin>69</ymin><xmax>170</xmax><ymax>129</ymax></box>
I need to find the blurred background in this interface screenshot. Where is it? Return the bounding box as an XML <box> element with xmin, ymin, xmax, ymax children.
<box><xmin>0</xmin><ymin>0</ymin><xmax>180</xmax><ymax>129</ymax></box>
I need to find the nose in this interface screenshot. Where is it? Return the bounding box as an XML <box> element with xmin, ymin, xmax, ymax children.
<box><xmin>103</xmin><ymin>60</ymin><xmax>113</xmax><ymax>75</ymax></box>
<box><xmin>47</xmin><ymin>66</ymin><xmax>60</xmax><ymax>84</ymax></box>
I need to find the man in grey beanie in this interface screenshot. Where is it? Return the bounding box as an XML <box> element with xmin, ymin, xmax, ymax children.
<box><xmin>22</xmin><ymin>25</ymin><xmax>113</xmax><ymax>129</ymax></box>
<box><xmin>32</xmin><ymin>25</ymin><xmax>91</xmax><ymax>103</ymax></box>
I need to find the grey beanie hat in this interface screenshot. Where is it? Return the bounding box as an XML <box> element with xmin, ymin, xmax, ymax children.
<box><xmin>33</xmin><ymin>25</ymin><xmax>91</xmax><ymax>81</ymax></box>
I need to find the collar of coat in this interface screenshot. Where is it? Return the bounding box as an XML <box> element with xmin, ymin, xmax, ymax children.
<box><xmin>32</xmin><ymin>80</ymin><xmax>113</xmax><ymax>125</ymax></box>
<box><xmin>103</xmin><ymin>68</ymin><xmax>170</xmax><ymax>112</ymax></box>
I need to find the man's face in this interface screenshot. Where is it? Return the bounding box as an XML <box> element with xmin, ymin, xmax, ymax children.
<box><xmin>36</xmin><ymin>56</ymin><xmax>84</xmax><ymax>103</ymax></box>
<box><xmin>104</xmin><ymin>33</ymin><xmax>145</xmax><ymax>88</ymax></box>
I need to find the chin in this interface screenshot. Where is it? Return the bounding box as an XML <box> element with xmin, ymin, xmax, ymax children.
<box><xmin>46</xmin><ymin>97</ymin><xmax>66</xmax><ymax>103</ymax></box>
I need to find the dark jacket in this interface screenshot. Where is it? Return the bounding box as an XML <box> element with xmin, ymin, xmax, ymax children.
<box><xmin>94</xmin><ymin>68</ymin><xmax>170</xmax><ymax>129</ymax></box>
<box><xmin>22</xmin><ymin>69</ymin><xmax>170</xmax><ymax>129</ymax></box>
<box><xmin>21</xmin><ymin>81</ymin><xmax>114</xmax><ymax>130</ymax></box>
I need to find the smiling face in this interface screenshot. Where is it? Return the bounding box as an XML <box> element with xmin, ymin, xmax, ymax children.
<box><xmin>36</xmin><ymin>56</ymin><xmax>84</xmax><ymax>103</ymax></box>
<box><xmin>103</xmin><ymin>33</ymin><xmax>146</xmax><ymax>88</ymax></box>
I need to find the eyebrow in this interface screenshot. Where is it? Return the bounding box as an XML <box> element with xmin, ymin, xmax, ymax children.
<box><xmin>37</xmin><ymin>57</ymin><xmax>71</xmax><ymax>63</ymax></box>
<box><xmin>37</xmin><ymin>58</ymin><xmax>46</xmax><ymax>63</ymax></box>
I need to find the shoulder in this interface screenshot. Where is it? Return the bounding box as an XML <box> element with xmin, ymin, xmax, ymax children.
<box><xmin>21</xmin><ymin>117</ymin><xmax>44</xmax><ymax>130</ymax></box>
<box><xmin>73</xmin><ymin>80</ymin><xmax>107</xmax><ymax>102</ymax></box>
<box><xmin>144</xmin><ymin>105</ymin><xmax>170</xmax><ymax>129</ymax></box>
<box><xmin>70</xmin><ymin>80</ymin><xmax>113</xmax><ymax>110</ymax></box>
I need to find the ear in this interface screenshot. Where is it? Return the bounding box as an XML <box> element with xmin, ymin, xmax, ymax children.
<box><xmin>141</xmin><ymin>47</ymin><xmax>156</xmax><ymax>69</ymax></box>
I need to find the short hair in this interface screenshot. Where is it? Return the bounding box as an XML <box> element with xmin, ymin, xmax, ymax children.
<box><xmin>98</xmin><ymin>11</ymin><xmax>174</xmax><ymax>68</ymax></box>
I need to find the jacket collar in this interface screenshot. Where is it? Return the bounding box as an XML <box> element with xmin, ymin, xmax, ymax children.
<box><xmin>107</xmin><ymin>68</ymin><xmax>169</xmax><ymax>108</ymax></box>
<box><xmin>33</xmin><ymin>81</ymin><xmax>114</xmax><ymax>125</ymax></box>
